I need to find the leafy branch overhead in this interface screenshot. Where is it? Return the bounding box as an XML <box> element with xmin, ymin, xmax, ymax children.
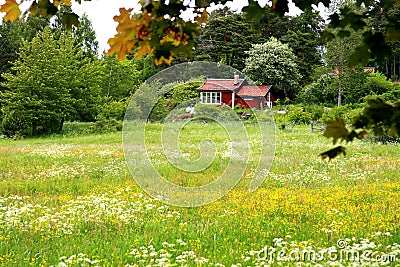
<box><xmin>1</xmin><ymin>0</ymin><xmax>400</xmax><ymax>64</ymax></box>
<box><xmin>321</xmin><ymin>98</ymin><xmax>400</xmax><ymax>160</ymax></box>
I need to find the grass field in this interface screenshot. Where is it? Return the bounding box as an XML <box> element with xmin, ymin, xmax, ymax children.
<box><xmin>0</xmin><ymin>122</ymin><xmax>399</xmax><ymax>266</ymax></box>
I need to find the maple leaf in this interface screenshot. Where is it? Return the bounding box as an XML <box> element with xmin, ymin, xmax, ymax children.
<box><xmin>62</xmin><ymin>0</ymin><xmax>72</xmax><ymax>6</ymax></box>
<box><xmin>347</xmin><ymin>129</ymin><xmax>368</xmax><ymax>142</ymax></box>
<box><xmin>53</xmin><ymin>0</ymin><xmax>62</xmax><ymax>8</ymax></box>
<box><xmin>134</xmin><ymin>43</ymin><xmax>153</xmax><ymax>58</ymax></box>
<box><xmin>154</xmin><ymin>55</ymin><xmax>174</xmax><ymax>65</ymax></box>
<box><xmin>114</xmin><ymin>8</ymin><xmax>135</xmax><ymax>33</ymax></box>
<box><xmin>320</xmin><ymin>146</ymin><xmax>347</xmax><ymax>160</ymax></box>
<box><xmin>195</xmin><ymin>9</ymin><xmax>208</xmax><ymax>24</ymax></box>
<box><xmin>108</xmin><ymin>33</ymin><xmax>136</xmax><ymax>61</ymax></box>
<box><xmin>323</xmin><ymin>118</ymin><xmax>350</xmax><ymax>145</ymax></box>
<box><xmin>0</xmin><ymin>0</ymin><xmax>21</xmax><ymax>21</ymax></box>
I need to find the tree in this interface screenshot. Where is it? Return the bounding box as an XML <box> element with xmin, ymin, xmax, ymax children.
<box><xmin>1</xmin><ymin>0</ymin><xmax>400</xmax><ymax>156</ymax></box>
<box><xmin>368</xmin><ymin>2</ymin><xmax>400</xmax><ymax>80</ymax></box>
<box><xmin>281</xmin><ymin>9</ymin><xmax>324</xmax><ymax>86</ymax></box>
<box><xmin>2</xmin><ymin>0</ymin><xmax>399</xmax><ymax>66</ymax></box>
<box><xmin>324</xmin><ymin>27</ymin><xmax>363</xmax><ymax>106</ymax></box>
<box><xmin>100</xmin><ymin>55</ymin><xmax>141</xmax><ymax>100</ymax></box>
<box><xmin>194</xmin><ymin>8</ymin><xmax>266</xmax><ymax>70</ymax></box>
<box><xmin>52</xmin><ymin>5</ymin><xmax>99</xmax><ymax>59</ymax></box>
<box><xmin>243</xmin><ymin>38</ymin><xmax>302</xmax><ymax>100</ymax></box>
<box><xmin>0</xmin><ymin>16</ymin><xmax>49</xmax><ymax>86</ymax></box>
<box><xmin>1</xmin><ymin>26</ymin><xmax>101</xmax><ymax>136</ymax></box>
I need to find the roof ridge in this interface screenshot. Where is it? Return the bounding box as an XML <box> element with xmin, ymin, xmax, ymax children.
<box><xmin>205</xmin><ymin>78</ymin><xmax>245</xmax><ymax>81</ymax></box>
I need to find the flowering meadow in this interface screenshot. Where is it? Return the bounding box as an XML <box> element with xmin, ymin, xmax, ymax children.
<box><xmin>0</xmin><ymin>123</ymin><xmax>399</xmax><ymax>266</ymax></box>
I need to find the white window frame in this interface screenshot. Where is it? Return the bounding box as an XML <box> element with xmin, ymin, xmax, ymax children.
<box><xmin>201</xmin><ymin>92</ymin><xmax>222</xmax><ymax>104</ymax></box>
<box><xmin>266</xmin><ymin>92</ymin><xmax>272</xmax><ymax>108</ymax></box>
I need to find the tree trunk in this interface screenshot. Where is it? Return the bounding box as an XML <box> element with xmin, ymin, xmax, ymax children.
<box><xmin>32</xmin><ymin>121</ymin><xmax>36</xmax><ymax>136</ymax></box>
<box><xmin>386</xmin><ymin>60</ymin><xmax>389</xmax><ymax>78</ymax></box>
<box><xmin>337</xmin><ymin>76</ymin><xmax>342</xmax><ymax>107</ymax></box>
<box><xmin>58</xmin><ymin>117</ymin><xmax>65</xmax><ymax>133</ymax></box>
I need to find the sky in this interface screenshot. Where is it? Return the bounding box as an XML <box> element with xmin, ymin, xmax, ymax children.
<box><xmin>0</xmin><ymin>0</ymin><xmax>327</xmax><ymax>54</ymax></box>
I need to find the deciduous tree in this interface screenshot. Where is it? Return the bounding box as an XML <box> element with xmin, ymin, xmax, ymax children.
<box><xmin>1</xmin><ymin>26</ymin><xmax>101</xmax><ymax>136</ymax></box>
<box><xmin>244</xmin><ymin>38</ymin><xmax>302</xmax><ymax>100</ymax></box>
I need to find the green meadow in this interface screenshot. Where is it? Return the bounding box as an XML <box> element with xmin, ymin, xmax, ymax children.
<box><xmin>0</xmin><ymin>123</ymin><xmax>399</xmax><ymax>266</ymax></box>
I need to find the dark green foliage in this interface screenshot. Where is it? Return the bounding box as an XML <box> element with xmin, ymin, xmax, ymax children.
<box><xmin>298</xmin><ymin>70</ymin><xmax>396</xmax><ymax>106</ymax></box>
<box><xmin>381</xmin><ymin>83</ymin><xmax>400</xmax><ymax>102</ymax></box>
<box><xmin>298</xmin><ymin>74</ymin><xmax>337</xmax><ymax>105</ymax></box>
<box><xmin>132</xmin><ymin>55</ymin><xmax>157</xmax><ymax>82</ymax></box>
<box><xmin>363</xmin><ymin>72</ymin><xmax>397</xmax><ymax>99</ymax></box>
<box><xmin>149</xmin><ymin>97</ymin><xmax>171</xmax><ymax>122</ymax></box>
<box><xmin>353</xmin><ymin>97</ymin><xmax>400</xmax><ymax>138</ymax></box>
<box><xmin>338</xmin><ymin>69</ymin><xmax>368</xmax><ymax>104</ymax></box>
<box><xmin>94</xmin><ymin>118</ymin><xmax>123</xmax><ymax>133</ymax></box>
<box><xmin>367</xmin><ymin>2</ymin><xmax>400</xmax><ymax>80</ymax></box>
<box><xmin>168</xmin><ymin>79</ymin><xmax>202</xmax><ymax>109</ymax></box>
<box><xmin>281</xmin><ymin>9</ymin><xmax>324</xmax><ymax>86</ymax></box>
<box><xmin>195</xmin><ymin>10</ymin><xmax>265</xmax><ymax>70</ymax></box>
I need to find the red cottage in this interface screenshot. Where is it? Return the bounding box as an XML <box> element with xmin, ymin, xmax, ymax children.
<box><xmin>199</xmin><ymin>75</ymin><xmax>274</xmax><ymax>109</ymax></box>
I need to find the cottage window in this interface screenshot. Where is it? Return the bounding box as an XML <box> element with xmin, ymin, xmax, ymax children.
<box><xmin>201</xmin><ymin>92</ymin><xmax>221</xmax><ymax>104</ymax></box>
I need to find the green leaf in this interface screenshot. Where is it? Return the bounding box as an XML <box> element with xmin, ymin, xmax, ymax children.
<box><xmin>293</xmin><ymin>0</ymin><xmax>330</xmax><ymax>11</ymax></box>
<box><xmin>38</xmin><ymin>0</ymin><xmax>58</xmax><ymax>17</ymax></box>
<box><xmin>320</xmin><ymin>146</ymin><xmax>346</xmax><ymax>160</ymax></box>
<box><xmin>321</xmin><ymin>31</ymin><xmax>335</xmax><ymax>43</ymax></box>
<box><xmin>348</xmin><ymin>45</ymin><xmax>370</xmax><ymax>67</ymax></box>
<box><xmin>195</xmin><ymin>0</ymin><xmax>209</xmax><ymax>8</ymax></box>
<box><xmin>242</xmin><ymin>0</ymin><xmax>265</xmax><ymax>23</ymax></box>
<box><xmin>323</xmin><ymin>118</ymin><xmax>350</xmax><ymax>145</ymax></box>
<box><xmin>61</xmin><ymin>12</ymin><xmax>79</xmax><ymax>30</ymax></box>
<box><xmin>347</xmin><ymin>130</ymin><xmax>368</xmax><ymax>142</ymax></box>
<box><xmin>337</xmin><ymin>30</ymin><xmax>351</xmax><ymax>38</ymax></box>
<box><xmin>271</xmin><ymin>0</ymin><xmax>289</xmax><ymax>16</ymax></box>
<box><xmin>329</xmin><ymin>13</ymin><xmax>340</xmax><ymax>27</ymax></box>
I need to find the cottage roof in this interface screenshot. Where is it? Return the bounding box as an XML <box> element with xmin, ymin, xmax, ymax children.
<box><xmin>199</xmin><ymin>79</ymin><xmax>245</xmax><ymax>91</ymax></box>
<box><xmin>237</xmin><ymin>85</ymin><xmax>272</xmax><ymax>97</ymax></box>
<box><xmin>200</xmin><ymin>79</ymin><xmax>272</xmax><ymax>97</ymax></box>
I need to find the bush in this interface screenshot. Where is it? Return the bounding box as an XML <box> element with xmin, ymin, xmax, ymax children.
<box><xmin>364</xmin><ymin>72</ymin><xmax>395</xmax><ymax>96</ymax></box>
<box><xmin>97</xmin><ymin>100</ymin><xmax>127</xmax><ymax>121</ymax></box>
<box><xmin>194</xmin><ymin>104</ymin><xmax>236</xmax><ymax>122</ymax></box>
<box><xmin>320</xmin><ymin>105</ymin><xmax>363</xmax><ymax>124</ymax></box>
<box><xmin>287</xmin><ymin>106</ymin><xmax>312</xmax><ymax>124</ymax></box>
<box><xmin>94</xmin><ymin>118</ymin><xmax>122</xmax><ymax>132</ymax></box>
<box><xmin>1</xmin><ymin>110</ymin><xmax>30</xmax><ymax>137</ymax></box>
<box><xmin>1</xmin><ymin>108</ymin><xmax>63</xmax><ymax>137</ymax></box>
<box><xmin>380</xmin><ymin>83</ymin><xmax>400</xmax><ymax>103</ymax></box>
<box><xmin>297</xmin><ymin>74</ymin><xmax>337</xmax><ymax>106</ymax></box>
<box><xmin>149</xmin><ymin>97</ymin><xmax>170</xmax><ymax>122</ymax></box>
<box><xmin>303</xmin><ymin>105</ymin><xmax>325</xmax><ymax>122</ymax></box>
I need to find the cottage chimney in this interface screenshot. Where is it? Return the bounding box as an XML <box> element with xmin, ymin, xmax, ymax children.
<box><xmin>233</xmin><ymin>74</ymin><xmax>239</xmax><ymax>85</ymax></box>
